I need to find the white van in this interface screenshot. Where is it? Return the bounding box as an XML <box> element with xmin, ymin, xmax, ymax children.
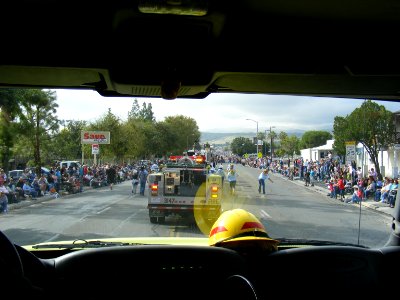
<box><xmin>60</xmin><ymin>161</ymin><xmax>81</xmax><ymax>169</ymax></box>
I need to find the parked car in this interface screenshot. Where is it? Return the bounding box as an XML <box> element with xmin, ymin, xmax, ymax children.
<box><xmin>59</xmin><ymin>161</ymin><xmax>81</xmax><ymax>170</ymax></box>
<box><xmin>26</xmin><ymin>167</ymin><xmax>51</xmax><ymax>176</ymax></box>
<box><xmin>7</xmin><ymin>170</ymin><xmax>25</xmax><ymax>183</ymax></box>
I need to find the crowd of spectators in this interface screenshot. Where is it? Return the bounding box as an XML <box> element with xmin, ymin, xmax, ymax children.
<box><xmin>0</xmin><ymin>161</ymin><xmax>156</xmax><ymax>213</ymax></box>
<box><xmin>227</xmin><ymin>154</ymin><xmax>397</xmax><ymax>209</ymax></box>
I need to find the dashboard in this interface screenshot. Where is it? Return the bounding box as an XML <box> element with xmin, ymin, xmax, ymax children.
<box><xmin>8</xmin><ymin>240</ymin><xmax>400</xmax><ymax>299</ymax></box>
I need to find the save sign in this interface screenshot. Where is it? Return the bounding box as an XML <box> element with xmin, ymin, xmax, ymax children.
<box><xmin>81</xmin><ymin>131</ymin><xmax>110</xmax><ymax>144</ymax></box>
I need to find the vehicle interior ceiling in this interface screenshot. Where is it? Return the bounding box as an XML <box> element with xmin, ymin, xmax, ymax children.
<box><xmin>1</xmin><ymin>0</ymin><xmax>400</xmax><ymax>299</ymax></box>
<box><xmin>1</xmin><ymin>0</ymin><xmax>400</xmax><ymax>101</ymax></box>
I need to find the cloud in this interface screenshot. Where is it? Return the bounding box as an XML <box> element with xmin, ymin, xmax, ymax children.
<box><xmin>54</xmin><ymin>89</ymin><xmax>400</xmax><ymax>133</ymax></box>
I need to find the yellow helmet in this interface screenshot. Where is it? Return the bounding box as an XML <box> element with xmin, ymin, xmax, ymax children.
<box><xmin>208</xmin><ymin>209</ymin><xmax>279</xmax><ymax>250</ymax></box>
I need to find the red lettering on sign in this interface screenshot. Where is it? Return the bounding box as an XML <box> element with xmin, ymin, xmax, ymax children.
<box><xmin>83</xmin><ymin>133</ymin><xmax>106</xmax><ymax>140</ymax></box>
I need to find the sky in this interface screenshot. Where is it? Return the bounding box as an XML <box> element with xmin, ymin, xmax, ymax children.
<box><xmin>54</xmin><ymin>89</ymin><xmax>400</xmax><ymax>134</ymax></box>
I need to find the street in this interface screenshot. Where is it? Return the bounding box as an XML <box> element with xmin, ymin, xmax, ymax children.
<box><xmin>1</xmin><ymin>164</ymin><xmax>392</xmax><ymax>248</ymax></box>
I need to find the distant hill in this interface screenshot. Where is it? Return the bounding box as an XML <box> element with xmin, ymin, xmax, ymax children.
<box><xmin>200</xmin><ymin>132</ymin><xmax>252</xmax><ymax>145</ymax></box>
<box><xmin>200</xmin><ymin>130</ymin><xmax>307</xmax><ymax>145</ymax></box>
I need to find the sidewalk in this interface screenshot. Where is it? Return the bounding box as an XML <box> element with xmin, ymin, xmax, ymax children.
<box><xmin>273</xmin><ymin>172</ymin><xmax>395</xmax><ymax>218</ymax></box>
<box><xmin>6</xmin><ymin>184</ymin><xmax>95</xmax><ymax>212</ymax></box>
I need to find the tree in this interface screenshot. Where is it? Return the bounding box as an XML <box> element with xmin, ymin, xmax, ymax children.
<box><xmin>0</xmin><ymin>89</ymin><xmax>26</xmax><ymax>172</ymax></box>
<box><xmin>51</xmin><ymin>120</ymin><xmax>87</xmax><ymax>161</ymax></box>
<box><xmin>125</xmin><ymin>99</ymin><xmax>160</xmax><ymax>159</ymax></box>
<box><xmin>333</xmin><ymin>100</ymin><xmax>395</xmax><ymax>178</ymax></box>
<box><xmin>128</xmin><ymin>99</ymin><xmax>141</xmax><ymax>120</ymax></box>
<box><xmin>266</xmin><ymin>130</ymin><xmax>278</xmax><ymax>157</ymax></box>
<box><xmin>128</xmin><ymin>99</ymin><xmax>155</xmax><ymax>122</ymax></box>
<box><xmin>162</xmin><ymin>115</ymin><xmax>200</xmax><ymax>154</ymax></box>
<box><xmin>280</xmin><ymin>134</ymin><xmax>300</xmax><ymax>159</ymax></box>
<box><xmin>17</xmin><ymin>90</ymin><xmax>59</xmax><ymax>174</ymax></box>
<box><xmin>230</xmin><ymin>137</ymin><xmax>253</xmax><ymax>156</ymax></box>
<box><xmin>153</xmin><ymin>121</ymin><xmax>179</xmax><ymax>158</ymax></box>
<box><xmin>300</xmin><ymin>130</ymin><xmax>332</xmax><ymax>149</ymax></box>
<box><xmin>89</xmin><ymin>108</ymin><xmax>127</xmax><ymax>162</ymax></box>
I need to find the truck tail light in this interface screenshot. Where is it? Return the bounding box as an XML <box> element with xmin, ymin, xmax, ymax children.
<box><xmin>211</xmin><ymin>185</ymin><xmax>218</xmax><ymax>198</ymax></box>
<box><xmin>195</xmin><ymin>157</ymin><xmax>204</xmax><ymax>163</ymax></box>
<box><xmin>151</xmin><ymin>184</ymin><xmax>158</xmax><ymax>196</ymax></box>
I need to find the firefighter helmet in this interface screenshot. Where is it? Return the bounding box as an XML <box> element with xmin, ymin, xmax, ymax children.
<box><xmin>208</xmin><ymin>208</ymin><xmax>279</xmax><ymax>250</ymax></box>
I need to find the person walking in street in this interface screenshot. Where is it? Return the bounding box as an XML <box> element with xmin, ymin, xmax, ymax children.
<box><xmin>106</xmin><ymin>164</ymin><xmax>117</xmax><ymax>190</ymax></box>
<box><xmin>227</xmin><ymin>167</ymin><xmax>238</xmax><ymax>195</ymax></box>
<box><xmin>131</xmin><ymin>167</ymin><xmax>139</xmax><ymax>194</ymax></box>
<box><xmin>138</xmin><ymin>166</ymin><xmax>149</xmax><ymax>196</ymax></box>
<box><xmin>258</xmin><ymin>169</ymin><xmax>274</xmax><ymax>194</ymax></box>
<box><xmin>216</xmin><ymin>165</ymin><xmax>225</xmax><ymax>186</ymax></box>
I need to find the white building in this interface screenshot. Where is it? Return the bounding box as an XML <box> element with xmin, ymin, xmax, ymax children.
<box><xmin>300</xmin><ymin>140</ymin><xmax>334</xmax><ymax>162</ymax></box>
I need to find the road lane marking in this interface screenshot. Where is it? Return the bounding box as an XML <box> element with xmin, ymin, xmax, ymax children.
<box><xmin>97</xmin><ymin>207</ymin><xmax>111</xmax><ymax>214</ymax></box>
<box><xmin>43</xmin><ymin>233</ymin><xmax>60</xmax><ymax>243</ymax></box>
<box><xmin>260</xmin><ymin>209</ymin><xmax>272</xmax><ymax>219</ymax></box>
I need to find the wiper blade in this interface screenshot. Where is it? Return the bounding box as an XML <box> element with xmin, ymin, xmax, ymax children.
<box><xmin>31</xmin><ymin>239</ymin><xmax>142</xmax><ymax>249</ymax></box>
<box><xmin>276</xmin><ymin>238</ymin><xmax>368</xmax><ymax>248</ymax></box>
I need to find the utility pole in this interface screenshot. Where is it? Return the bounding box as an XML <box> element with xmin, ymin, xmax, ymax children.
<box><xmin>264</xmin><ymin>130</ymin><xmax>267</xmax><ymax>156</ymax></box>
<box><xmin>246</xmin><ymin>118</ymin><xmax>259</xmax><ymax>155</ymax></box>
<box><xmin>267</xmin><ymin>126</ymin><xmax>276</xmax><ymax>159</ymax></box>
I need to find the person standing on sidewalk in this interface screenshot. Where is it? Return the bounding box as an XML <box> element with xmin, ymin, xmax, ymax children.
<box><xmin>0</xmin><ymin>177</ymin><xmax>9</xmax><ymax>213</ymax></box>
<box><xmin>310</xmin><ymin>167</ymin><xmax>315</xmax><ymax>186</ymax></box>
<box><xmin>258</xmin><ymin>169</ymin><xmax>274</xmax><ymax>194</ymax></box>
<box><xmin>337</xmin><ymin>175</ymin><xmax>346</xmax><ymax>201</ymax></box>
<box><xmin>304</xmin><ymin>170</ymin><xmax>310</xmax><ymax>186</ymax></box>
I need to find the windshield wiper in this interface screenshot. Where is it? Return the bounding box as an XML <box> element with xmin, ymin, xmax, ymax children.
<box><xmin>31</xmin><ymin>239</ymin><xmax>143</xmax><ymax>249</ymax></box>
<box><xmin>276</xmin><ymin>238</ymin><xmax>368</xmax><ymax>248</ymax></box>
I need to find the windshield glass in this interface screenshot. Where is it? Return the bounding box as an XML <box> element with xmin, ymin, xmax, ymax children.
<box><xmin>0</xmin><ymin>89</ymin><xmax>398</xmax><ymax>249</ymax></box>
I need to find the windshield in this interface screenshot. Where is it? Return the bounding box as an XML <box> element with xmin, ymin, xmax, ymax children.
<box><xmin>0</xmin><ymin>90</ymin><xmax>398</xmax><ymax>249</ymax></box>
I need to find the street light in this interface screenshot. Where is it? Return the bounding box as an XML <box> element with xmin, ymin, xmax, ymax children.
<box><xmin>267</xmin><ymin>126</ymin><xmax>276</xmax><ymax>159</ymax></box>
<box><xmin>186</xmin><ymin>133</ymin><xmax>194</xmax><ymax>153</ymax></box>
<box><xmin>246</xmin><ymin>118</ymin><xmax>259</xmax><ymax>155</ymax></box>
